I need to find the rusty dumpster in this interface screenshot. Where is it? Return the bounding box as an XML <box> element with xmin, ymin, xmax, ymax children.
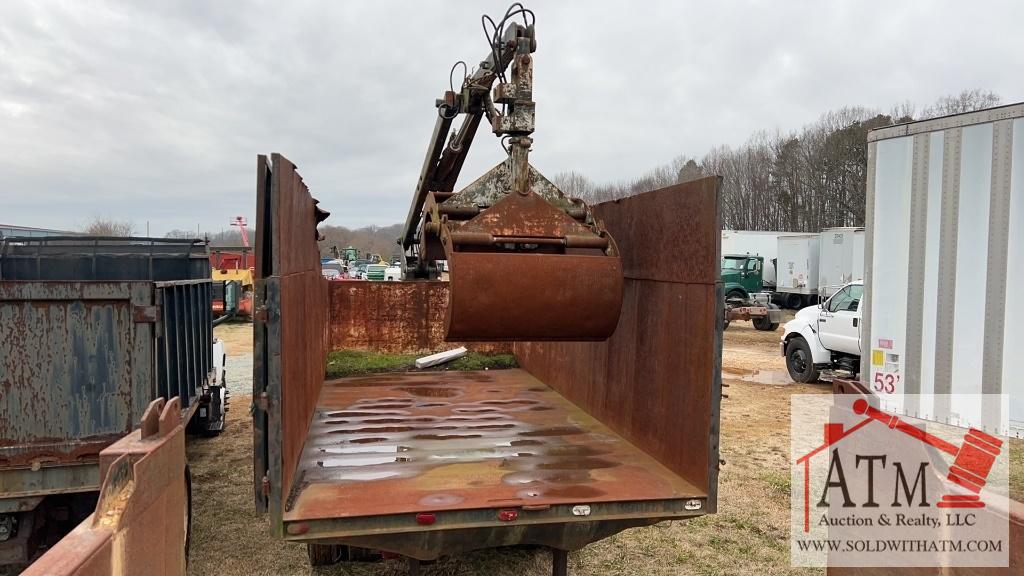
<box><xmin>0</xmin><ymin>239</ymin><xmax>225</xmax><ymax>568</ymax></box>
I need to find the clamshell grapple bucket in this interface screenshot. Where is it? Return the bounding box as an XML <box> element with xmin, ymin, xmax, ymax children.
<box><xmin>401</xmin><ymin>16</ymin><xmax>623</xmax><ymax>341</ymax></box>
<box><xmin>441</xmin><ymin>186</ymin><xmax>622</xmax><ymax>341</ymax></box>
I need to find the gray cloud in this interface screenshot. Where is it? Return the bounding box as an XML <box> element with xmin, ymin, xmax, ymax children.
<box><xmin>1</xmin><ymin>0</ymin><xmax>1021</xmax><ymax>235</ymax></box>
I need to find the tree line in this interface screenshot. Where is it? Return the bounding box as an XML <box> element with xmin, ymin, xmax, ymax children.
<box><xmin>552</xmin><ymin>89</ymin><xmax>1001</xmax><ymax>232</ymax></box>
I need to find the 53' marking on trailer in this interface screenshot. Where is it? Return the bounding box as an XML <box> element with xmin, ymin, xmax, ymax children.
<box><xmin>872</xmin><ymin>372</ymin><xmax>900</xmax><ymax>394</ymax></box>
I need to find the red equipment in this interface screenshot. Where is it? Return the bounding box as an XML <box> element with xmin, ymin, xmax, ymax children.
<box><xmin>231</xmin><ymin>216</ymin><xmax>250</xmax><ymax>248</ymax></box>
<box><xmin>853</xmin><ymin>399</ymin><xmax>1004</xmax><ymax>509</ymax></box>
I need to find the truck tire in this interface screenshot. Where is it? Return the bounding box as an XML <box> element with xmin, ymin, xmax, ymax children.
<box><xmin>785</xmin><ymin>337</ymin><xmax>820</xmax><ymax>383</ymax></box>
<box><xmin>307</xmin><ymin>543</ymin><xmax>343</xmax><ymax>566</ymax></box>
<box><xmin>752</xmin><ymin>304</ymin><xmax>780</xmax><ymax>331</ymax></box>
<box><xmin>785</xmin><ymin>293</ymin><xmax>803</xmax><ymax>309</ymax></box>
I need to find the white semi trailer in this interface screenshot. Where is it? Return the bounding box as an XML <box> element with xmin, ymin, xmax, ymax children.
<box><xmin>782</xmin><ymin>102</ymin><xmax>1023</xmax><ymax>439</ymax></box>
<box><xmin>817</xmin><ymin>227</ymin><xmax>864</xmax><ymax>299</ymax></box>
<box><xmin>864</xmin><ymin>103</ymin><xmax>1023</xmax><ymax>438</ymax></box>
<box><xmin>775</xmin><ymin>234</ymin><xmax>820</xmax><ymax>309</ymax></box>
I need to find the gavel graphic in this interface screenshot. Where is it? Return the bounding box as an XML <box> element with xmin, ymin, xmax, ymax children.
<box><xmin>852</xmin><ymin>398</ymin><xmax>1003</xmax><ymax>509</ymax></box>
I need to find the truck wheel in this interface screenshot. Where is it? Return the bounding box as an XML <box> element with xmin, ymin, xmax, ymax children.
<box><xmin>307</xmin><ymin>543</ymin><xmax>343</xmax><ymax>566</ymax></box>
<box><xmin>752</xmin><ymin>304</ymin><xmax>780</xmax><ymax>331</ymax></box>
<box><xmin>785</xmin><ymin>293</ymin><xmax>803</xmax><ymax>309</ymax></box>
<box><xmin>785</xmin><ymin>337</ymin><xmax>820</xmax><ymax>383</ymax></box>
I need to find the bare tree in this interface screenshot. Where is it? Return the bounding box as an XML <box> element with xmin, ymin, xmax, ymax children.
<box><xmin>82</xmin><ymin>218</ymin><xmax>136</xmax><ymax>237</ymax></box>
<box><xmin>318</xmin><ymin>223</ymin><xmax>405</xmax><ymax>260</ymax></box>
<box><xmin>920</xmin><ymin>89</ymin><xmax>1001</xmax><ymax>119</ymax></box>
<box><xmin>889</xmin><ymin>100</ymin><xmax>916</xmax><ymax>124</ymax></box>
<box><xmin>551</xmin><ymin>171</ymin><xmax>595</xmax><ymax>201</ymax></box>
<box><xmin>164</xmin><ymin>229</ymin><xmax>198</xmax><ymax>239</ymax></box>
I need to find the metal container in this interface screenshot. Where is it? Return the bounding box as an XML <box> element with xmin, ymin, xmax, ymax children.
<box><xmin>0</xmin><ymin>281</ymin><xmax>210</xmax><ymax>495</ymax></box>
<box><xmin>0</xmin><ymin>239</ymin><xmax>219</xmax><ymax>565</ymax></box>
<box><xmin>862</xmin><ymin>102</ymin><xmax>1024</xmax><ymax>439</ymax></box>
<box><xmin>817</xmin><ymin>227</ymin><xmax>865</xmax><ymax>299</ymax></box>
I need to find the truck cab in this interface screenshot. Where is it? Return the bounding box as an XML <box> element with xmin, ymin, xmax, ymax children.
<box><xmin>780</xmin><ymin>280</ymin><xmax>863</xmax><ymax>382</ymax></box>
<box><xmin>721</xmin><ymin>254</ymin><xmax>764</xmax><ymax>300</ymax></box>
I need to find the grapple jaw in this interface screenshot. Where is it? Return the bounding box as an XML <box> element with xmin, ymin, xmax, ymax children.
<box><xmin>421</xmin><ymin>160</ymin><xmax>623</xmax><ymax>342</ymax></box>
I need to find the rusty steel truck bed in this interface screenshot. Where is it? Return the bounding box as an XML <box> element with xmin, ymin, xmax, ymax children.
<box><xmin>286</xmin><ymin>369</ymin><xmax>704</xmax><ymax>529</ymax></box>
<box><xmin>252</xmin><ymin>154</ymin><xmax>722</xmax><ymax>571</ymax></box>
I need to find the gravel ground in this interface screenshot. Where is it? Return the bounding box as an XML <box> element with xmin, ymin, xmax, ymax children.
<box><xmin>216</xmin><ymin>322</ymin><xmax>255</xmax><ymax>397</ymax></box>
<box><xmin>223</xmin><ymin>353</ymin><xmax>254</xmax><ymax>397</ymax></box>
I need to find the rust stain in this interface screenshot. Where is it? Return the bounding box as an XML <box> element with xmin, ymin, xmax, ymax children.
<box><xmin>1</xmin><ymin>282</ymin><xmax>140</xmax><ymax>474</ymax></box>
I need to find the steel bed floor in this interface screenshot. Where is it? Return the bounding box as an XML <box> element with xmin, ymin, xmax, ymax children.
<box><xmin>284</xmin><ymin>368</ymin><xmax>704</xmax><ymax>522</ymax></box>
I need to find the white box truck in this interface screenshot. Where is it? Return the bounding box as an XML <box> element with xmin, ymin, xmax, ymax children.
<box><xmin>775</xmin><ymin>234</ymin><xmax>820</xmax><ymax>308</ymax></box>
<box><xmin>817</xmin><ymin>227</ymin><xmax>864</xmax><ymax>299</ymax></box>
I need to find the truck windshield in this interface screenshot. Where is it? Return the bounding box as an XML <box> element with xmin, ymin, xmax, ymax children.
<box><xmin>827</xmin><ymin>284</ymin><xmax>864</xmax><ymax>313</ymax></box>
<box><xmin>722</xmin><ymin>258</ymin><xmax>746</xmax><ymax>270</ymax></box>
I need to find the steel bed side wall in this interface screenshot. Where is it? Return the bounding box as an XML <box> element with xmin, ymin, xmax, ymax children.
<box><xmin>327</xmin><ymin>280</ymin><xmax>511</xmax><ymax>354</ymax></box>
<box><xmin>1</xmin><ymin>278</ymin><xmax>212</xmax><ymax>505</ymax></box>
<box><xmin>252</xmin><ymin>154</ymin><xmax>329</xmax><ymax>528</ymax></box>
<box><xmin>0</xmin><ymin>282</ymin><xmax>153</xmax><ymax>488</ymax></box>
<box><xmin>0</xmin><ymin>236</ymin><xmax>209</xmax><ymax>282</ymax></box>
<box><xmin>516</xmin><ymin>176</ymin><xmax>724</xmax><ymax>511</ymax></box>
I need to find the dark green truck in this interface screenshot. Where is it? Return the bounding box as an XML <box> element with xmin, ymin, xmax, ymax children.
<box><xmin>721</xmin><ymin>254</ymin><xmax>781</xmax><ymax>331</ymax></box>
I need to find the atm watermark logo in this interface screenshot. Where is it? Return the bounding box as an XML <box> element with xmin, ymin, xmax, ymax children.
<box><xmin>790</xmin><ymin>394</ymin><xmax>1010</xmax><ymax>568</ymax></box>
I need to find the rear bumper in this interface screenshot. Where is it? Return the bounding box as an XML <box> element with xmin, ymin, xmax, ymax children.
<box><xmin>283</xmin><ymin>498</ymin><xmax>709</xmax><ymax>560</ymax></box>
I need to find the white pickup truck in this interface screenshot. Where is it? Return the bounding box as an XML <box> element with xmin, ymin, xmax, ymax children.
<box><xmin>780</xmin><ymin>281</ymin><xmax>862</xmax><ymax>382</ymax></box>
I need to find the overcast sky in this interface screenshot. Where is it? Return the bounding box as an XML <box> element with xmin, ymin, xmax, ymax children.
<box><xmin>1</xmin><ymin>1</ymin><xmax>1021</xmax><ymax>235</ymax></box>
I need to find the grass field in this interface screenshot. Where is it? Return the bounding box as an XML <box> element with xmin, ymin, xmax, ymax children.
<box><xmin>325</xmin><ymin>349</ymin><xmax>518</xmax><ymax>379</ymax></box>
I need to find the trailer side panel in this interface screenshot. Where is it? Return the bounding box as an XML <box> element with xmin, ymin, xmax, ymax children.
<box><xmin>516</xmin><ymin>176</ymin><xmax>722</xmax><ymax>504</ymax></box>
<box><xmin>864</xmin><ymin>105</ymin><xmax>1024</xmax><ymax>437</ymax></box>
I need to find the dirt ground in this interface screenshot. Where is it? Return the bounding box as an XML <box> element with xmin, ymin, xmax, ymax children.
<box><xmin>216</xmin><ymin>322</ymin><xmax>254</xmax><ymax>356</ymax></box>
<box><xmin>188</xmin><ymin>318</ymin><xmax>1013</xmax><ymax>576</ymax></box>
